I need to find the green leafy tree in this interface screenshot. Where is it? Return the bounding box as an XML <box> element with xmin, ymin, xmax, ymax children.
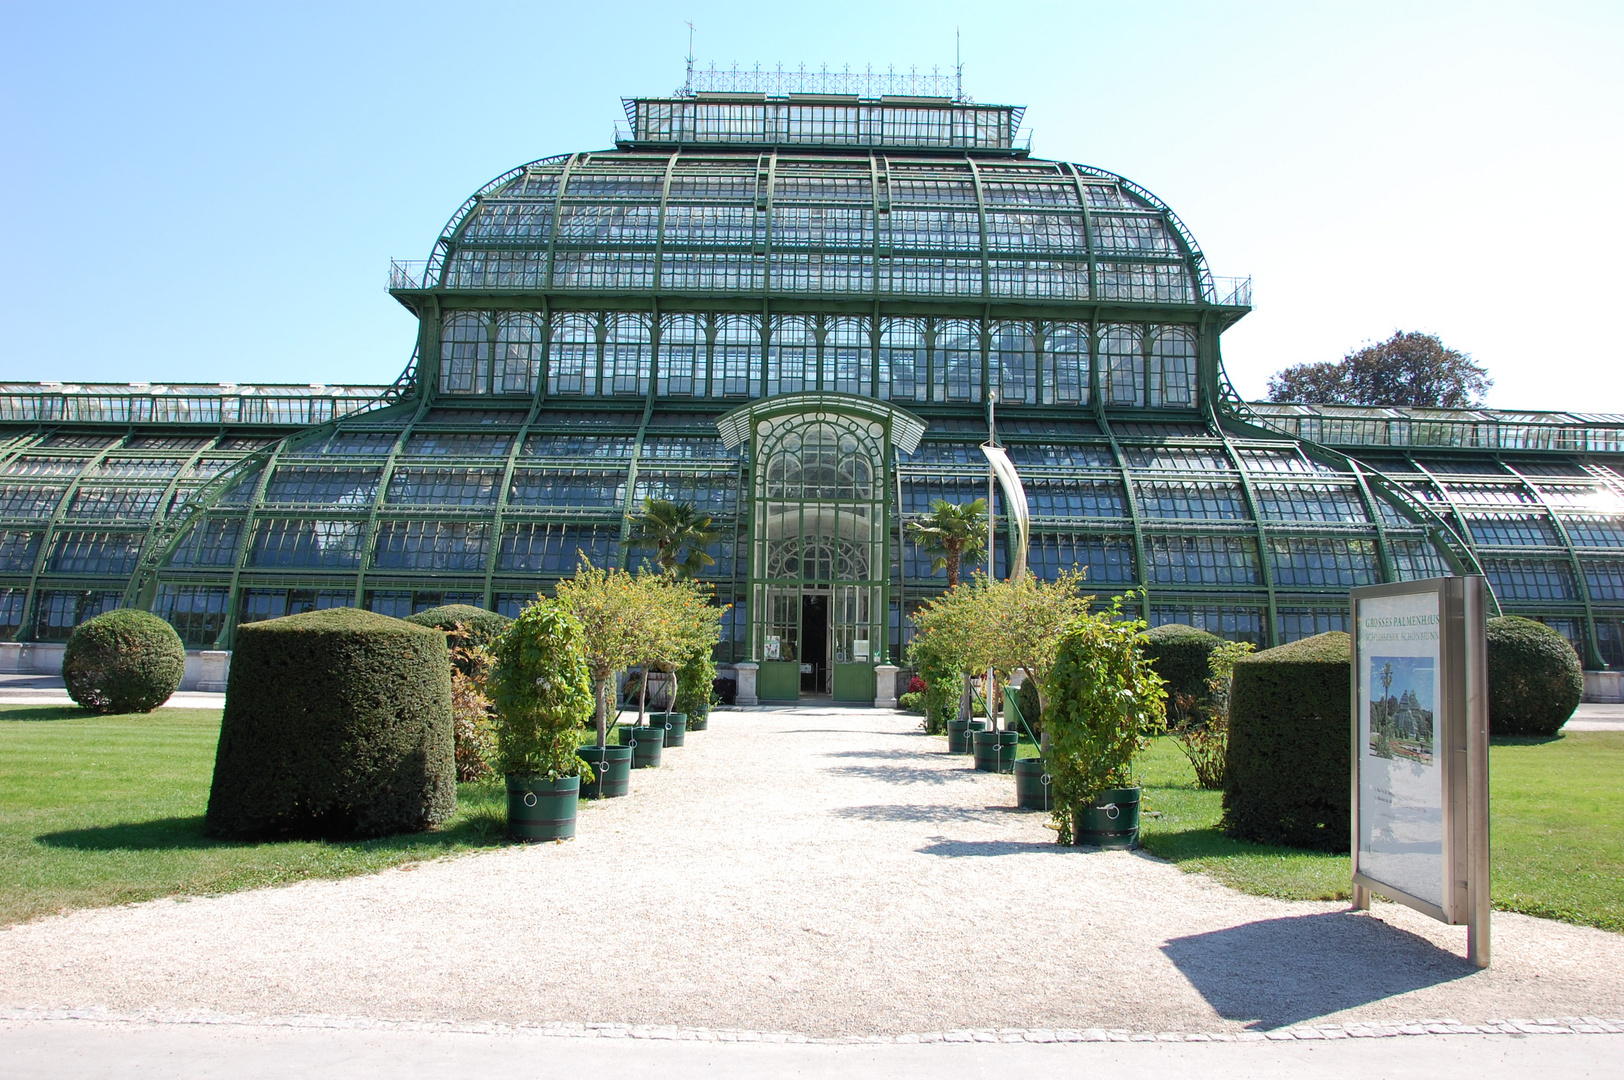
<box><xmin>906</xmin><ymin>498</ymin><xmax>988</xmax><ymax>588</ymax></box>
<box><xmin>555</xmin><ymin>560</ymin><xmax>659</xmax><ymax>746</ymax></box>
<box><xmin>629</xmin><ymin>572</ymin><xmax>724</xmax><ymax>726</ymax></box>
<box><xmin>627</xmin><ymin>498</ymin><xmax>722</xmax><ymax>579</ymax></box>
<box><xmin>1267</xmin><ymin>331</ymin><xmax>1491</xmax><ymax>408</ymax></box>
<box><xmin>486</xmin><ymin>600</ymin><xmax>595</xmax><ymax>780</ymax></box>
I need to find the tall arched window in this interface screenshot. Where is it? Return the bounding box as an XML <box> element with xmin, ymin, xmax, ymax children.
<box><xmin>993</xmin><ymin>321</ymin><xmax>1037</xmax><ymax>405</ymax></box>
<box><xmin>1149</xmin><ymin>325</ymin><xmax>1198</xmax><ymax>408</ymax></box>
<box><xmin>880</xmin><ymin>318</ymin><xmax>925</xmax><ymax>402</ymax></box>
<box><xmin>1046</xmin><ymin>321</ymin><xmax>1091</xmax><ymax>405</ymax></box>
<box><xmin>767</xmin><ymin>315</ymin><xmax>816</xmax><ymax>396</ymax></box>
<box><xmin>494</xmin><ymin>312</ymin><xmax>543</xmax><ymax>395</ymax></box>
<box><xmin>606</xmin><ymin>313</ymin><xmax>651</xmax><ymax>397</ymax></box>
<box><xmin>825</xmin><ymin>316</ymin><xmax>870</xmax><ymax>395</ymax></box>
<box><xmin>934</xmin><ymin>318</ymin><xmax>982</xmax><ymax>403</ymax></box>
<box><xmin>659</xmin><ymin>314</ymin><xmax>704</xmax><ymax>397</ymax></box>
<box><xmin>714</xmin><ymin>314</ymin><xmax>760</xmax><ymax>398</ymax></box>
<box><xmin>1101</xmin><ymin>323</ymin><xmax>1144</xmax><ymax>407</ymax></box>
<box><xmin>439</xmin><ymin>313</ymin><xmax>489</xmax><ymax>395</ymax></box>
<box><xmin>548</xmin><ymin>312</ymin><xmax>598</xmax><ymax>396</ymax></box>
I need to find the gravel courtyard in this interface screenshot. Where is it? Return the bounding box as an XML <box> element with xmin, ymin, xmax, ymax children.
<box><xmin>2</xmin><ymin>706</ymin><xmax>1621</xmax><ymax>1037</ymax></box>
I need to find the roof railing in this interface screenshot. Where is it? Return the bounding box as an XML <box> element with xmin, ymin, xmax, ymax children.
<box><xmin>1209</xmin><ymin>275</ymin><xmax>1252</xmax><ymax>307</ymax></box>
<box><xmin>390</xmin><ymin>259</ymin><xmax>430</xmax><ymax>290</ymax></box>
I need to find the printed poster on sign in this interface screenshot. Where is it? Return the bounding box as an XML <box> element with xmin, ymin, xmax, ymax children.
<box><xmin>1357</xmin><ymin>591</ymin><xmax>1444</xmax><ymax>909</ymax></box>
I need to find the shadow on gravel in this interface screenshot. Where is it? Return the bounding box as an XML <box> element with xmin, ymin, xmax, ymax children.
<box><xmin>831</xmin><ymin>803</ymin><xmax>1015</xmax><ymax>823</ymax></box>
<box><xmin>1162</xmin><ymin>912</ymin><xmax>1476</xmax><ymax>1030</ymax></box>
<box><xmin>820</xmin><ymin>748</ymin><xmax>934</xmax><ymax>760</ymax></box>
<box><xmin>821</xmin><ymin>764</ymin><xmax>976</xmax><ymax>785</ymax></box>
<box><xmin>915</xmin><ymin>837</ymin><xmax>1066</xmax><ymax>857</ymax></box>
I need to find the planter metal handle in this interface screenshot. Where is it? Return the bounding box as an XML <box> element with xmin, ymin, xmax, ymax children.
<box><xmin>523</xmin><ymin>791</ymin><xmax>538</xmax><ymax>807</ymax></box>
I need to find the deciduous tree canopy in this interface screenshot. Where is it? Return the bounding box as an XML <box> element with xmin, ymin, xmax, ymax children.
<box><xmin>1266</xmin><ymin>331</ymin><xmax>1490</xmax><ymax>408</ymax></box>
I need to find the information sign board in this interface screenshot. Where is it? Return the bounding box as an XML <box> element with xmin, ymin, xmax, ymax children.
<box><xmin>1350</xmin><ymin>576</ymin><xmax>1491</xmax><ymax>967</ymax></box>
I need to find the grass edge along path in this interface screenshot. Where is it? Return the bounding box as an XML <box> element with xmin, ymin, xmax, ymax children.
<box><xmin>1133</xmin><ymin>732</ymin><xmax>1624</xmax><ymax>934</ymax></box>
<box><xmin>0</xmin><ymin>704</ymin><xmax>526</xmax><ymax>927</ymax></box>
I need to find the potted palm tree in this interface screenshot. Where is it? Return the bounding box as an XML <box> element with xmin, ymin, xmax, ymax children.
<box><xmin>905</xmin><ymin>498</ymin><xmax>987</xmax><ymax>588</ymax></box>
<box><xmin>628</xmin><ymin>497</ymin><xmax>722</xmax><ymax>578</ymax></box>
<box><xmin>487</xmin><ymin>599</ymin><xmax>596</xmax><ymax>840</ymax></box>
<box><xmin>907</xmin><ymin>499</ymin><xmax>989</xmax><ymax>753</ymax></box>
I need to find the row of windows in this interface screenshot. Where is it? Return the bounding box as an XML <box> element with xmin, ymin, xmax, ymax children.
<box><xmin>241</xmin><ymin>519</ymin><xmax>643</xmax><ymax>573</ymax></box>
<box><xmin>438</xmin><ymin>312</ymin><xmax>1200</xmax><ymax>408</ymax></box>
<box><xmin>483</xmin><ymin>206</ymin><xmax>1178</xmax><ymax>259</ymax></box>
<box><xmin>439</xmin><ymin>246</ymin><xmax>1193</xmax><ymax>302</ymax></box>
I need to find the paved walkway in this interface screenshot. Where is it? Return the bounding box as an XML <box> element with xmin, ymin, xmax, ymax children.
<box><xmin>1</xmin><ymin>706</ymin><xmax>1620</xmax><ymax>1041</ymax></box>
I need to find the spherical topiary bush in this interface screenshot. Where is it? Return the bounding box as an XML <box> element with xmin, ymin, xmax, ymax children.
<box><xmin>1141</xmin><ymin>623</ymin><xmax>1225</xmax><ymax>704</ymax></box>
<box><xmin>62</xmin><ymin>609</ymin><xmax>186</xmax><ymax>714</ymax></box>
<box><xmin>1487</xmin><ymin>616</ymin><xmax>1583</xmax><ymax>737</ymax></box>
<box><xmin>205</xmin><ymin>608</ymin><xmax>455</xmax><ymax>839</ymax></box>
<box><xmin>403</xmin><ymin>604</ymin><xmax>512</xmax><ymax>649</ymax></box>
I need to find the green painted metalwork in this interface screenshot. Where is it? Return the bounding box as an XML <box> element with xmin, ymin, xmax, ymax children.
<box><xmin>1</xmin><ymin>85</ymin><xmax>1620</xmax><ymax>674</ymax></box>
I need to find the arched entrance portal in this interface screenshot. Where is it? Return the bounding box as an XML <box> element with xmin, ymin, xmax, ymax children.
<box><xmin>717</xmin><ymin>394</ymin><xmax>925</xmax><ymax>702</ymax></box>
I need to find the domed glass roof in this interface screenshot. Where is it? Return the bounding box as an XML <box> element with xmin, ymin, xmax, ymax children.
<box><xmin>406</xmin><ymin>148</ymin><xmax>1224</xmax><ymax>306</ymax></box>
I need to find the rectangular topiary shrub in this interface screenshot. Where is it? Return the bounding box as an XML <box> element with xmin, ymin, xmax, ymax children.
<box><xmin>1222</xmin><ymin>631</ymin><xmax>1350</xmax><ymax>851</ymax></box>
<box><xmin>205</xmin><ymin>607</ymin><xmax>456</xmax><ymax>839</ymax></box>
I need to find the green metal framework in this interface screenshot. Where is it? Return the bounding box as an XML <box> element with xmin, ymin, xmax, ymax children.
<box><xmin>3</xmin><ymin>86</ymin><xmax>1622</xmax><ymax>679</ymax></box>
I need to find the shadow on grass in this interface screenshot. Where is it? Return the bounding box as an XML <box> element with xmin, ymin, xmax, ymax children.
<box><xmin>36</xmin><ymin>791</ymin><xmax>510</xmax><ymax>853</ymax></box>
<box><xmin>0</xmin><ymin>705</ymin><xmax>94</xmax><ymax>723</ymax></box>
<box><xmin>1162</xmin><ymin>912</ymin><xmax>1475</xmax><ymax>1029</ymax></box>
<box><xmin>1491</xmin><ymin>735</ymin><xmax>1566</xmax><ymax>747</ymax></box>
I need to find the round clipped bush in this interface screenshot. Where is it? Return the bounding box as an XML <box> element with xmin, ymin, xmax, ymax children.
<box><xmin>62</xmin><ymin>609</ymin><xmax>186</xmax><ymax>714</ymax></box>
<box><xmin>1223</xmin><ymin>631</ymin><xmax>1350</xmax><ymax>851</ymax></box>
<box><xmin>403</xmin><ymin>604</ymin><xmax>512</xmax><ymax>648</ymax></box>
<box><xmin>1487</xmin><ymin>616</ymin><xmax>1583</xmax><ymax>737</ymax></box>
<box><xmin>1141</xmin><ymin>623</ymin><xmax>1225</xmax><ymax>703</ymax></box>
<box><xmin>205</xmin><ymin>608</ymin><xmax>455</xmax><ymax>839</ymax></box>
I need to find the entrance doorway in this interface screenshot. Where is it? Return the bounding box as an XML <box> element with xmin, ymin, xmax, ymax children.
<box><xmin>800</xmin><ymin>594</ymin><xmax>829</xmax><ymax>694</ymax></box>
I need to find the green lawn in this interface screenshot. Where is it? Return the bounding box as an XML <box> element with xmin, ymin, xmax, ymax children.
<box><xmin>0</xmin><ymin>704</ymin><xmax>521</xmax><ymax>927</ymax></box>
<box><xmin>1133</xmin><ymin>732</ymin><xmax>1624</xmax><ymax>933</ymax></box>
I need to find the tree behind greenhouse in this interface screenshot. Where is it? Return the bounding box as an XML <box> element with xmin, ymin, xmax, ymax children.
<box><xmin>1266</xmin><ymin>331</ymin><xmax>1491</xmax><ymax>408</ymax></box>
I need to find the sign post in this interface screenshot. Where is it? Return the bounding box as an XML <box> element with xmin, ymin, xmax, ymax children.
<box><xmin>1350</xmin><ymin>576</ymin><xmax>1490</xmax><ymax>968</ymax></box>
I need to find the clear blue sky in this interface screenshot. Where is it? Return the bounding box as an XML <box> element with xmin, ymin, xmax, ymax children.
<box><xmin>3</xmin><ymin>1</ymin><xmax>1620</xmax><ymax>411</ymax></box>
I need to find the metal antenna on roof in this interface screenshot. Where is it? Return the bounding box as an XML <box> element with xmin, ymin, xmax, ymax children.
<box><xmin>955</xmin><ymin>27</ymin><xmax>963</xmax><ymax>100</ymax></box>
<box><xmin>683</xmin><ymin>22</ymin><xmax>696</xmax><ymax>96</ymax></box>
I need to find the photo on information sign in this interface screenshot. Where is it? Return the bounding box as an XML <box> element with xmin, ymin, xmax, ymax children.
<box><xmin>1369</xmin><ymin>656</ymin><xmax>1435</xmax><ymax>765</ymax></box>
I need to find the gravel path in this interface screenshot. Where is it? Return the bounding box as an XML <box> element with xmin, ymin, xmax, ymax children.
<box><xmin>2</xmin><ymin>706</ymin><xmax>1621</xmax><ymax>1037</ymax></box>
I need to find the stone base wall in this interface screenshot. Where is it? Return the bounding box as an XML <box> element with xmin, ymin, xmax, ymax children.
<box><xmin>0</xmin><ymin>643</ymin><xmax>229</xmax><ymax>692</ymax></box>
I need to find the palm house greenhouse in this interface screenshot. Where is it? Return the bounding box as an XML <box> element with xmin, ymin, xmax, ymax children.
<box><xmin>5</xmin><ymin>71</ymin><xmax>1624</xmax><ymax>702</ymax></box>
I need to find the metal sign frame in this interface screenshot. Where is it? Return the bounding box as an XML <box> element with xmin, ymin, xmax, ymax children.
<box><xmin>1349</xmin><ymin>575</ymin><xmax>1490</xmax><ymax>968</ymax></box>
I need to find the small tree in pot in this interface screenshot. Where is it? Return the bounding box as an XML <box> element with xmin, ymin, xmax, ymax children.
<box><xmin>487</xmin><ymin>599</ymin><xmax>596</xmax><ymax>841</ymax></box>
<box><xmin>1042</xmin><ymin>595</ymin><xmax>1166</xmax><ymax>848</ymax></box>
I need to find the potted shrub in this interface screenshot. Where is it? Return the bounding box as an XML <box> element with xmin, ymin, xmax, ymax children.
<box><xmin>487</xmin><ymin>599</ymin><xmax>596</xmax><ymax>840</ymax></box>
<box><xmin>675</xmin><ymin>644</ymin><xmax>717</xmax><ymax>731</ymax></box>
<box><xmin>1042</xmin><ymin>595</ymin><xmax>1166</xmax><ymax>848</ymax></box>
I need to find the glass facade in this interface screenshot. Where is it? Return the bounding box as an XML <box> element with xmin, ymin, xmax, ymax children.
<box><xmin>1</xmin><ymin>87</ymin><xmax>1620</xmax><ymax>677</ymax></box>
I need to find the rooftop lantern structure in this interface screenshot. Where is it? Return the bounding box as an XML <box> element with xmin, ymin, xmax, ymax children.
<box><xmin>2</xmin><ymin>74</ymin><xmax>1622</xmax><ymax>691</ymax></box>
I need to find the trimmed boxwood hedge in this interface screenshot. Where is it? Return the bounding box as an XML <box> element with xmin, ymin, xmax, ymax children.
<box><xmin>205</xmin><ymin>607</ymin><xmax>456</xmax><ymax>839</ymax></box>
<box><xmin>1141</xmin><ymin>623</ymin><xmax>1225</xmax><ymax>703</ymax></box>
<box><xmin>1222</xmin><ymin>631</ymin><xmax>1350</xmax><ymax>851</ymax></box>
<box><xmin>62</xmin><ymin>609</ymin><xmax>186</xmax><ymax>714</ymax></box>
<box><xmin>403</xmin><ymin>604</ymin><xmax>512</xmax><ymax>648</ymax></box>
<box><xmin>1487</xmin><ymin>616</ymin><xmax>1583</xmax><ymax>737</ymax></box>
